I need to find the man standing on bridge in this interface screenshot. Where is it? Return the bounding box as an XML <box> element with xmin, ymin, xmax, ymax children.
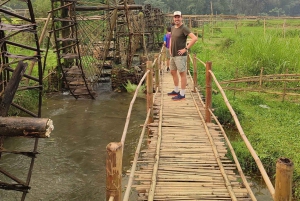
<box><xmin>167</xmin><ymin>11</ymin><xmax>198</xmax><ymax>101</ymax></box>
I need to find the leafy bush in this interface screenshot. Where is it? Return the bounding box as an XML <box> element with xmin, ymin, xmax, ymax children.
<box><xmin>123</xmin><ymin>80</ymin><xmax>145</xmax><ymax>95</ymax></box>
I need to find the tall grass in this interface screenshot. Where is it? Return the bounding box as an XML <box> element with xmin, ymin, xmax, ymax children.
<box><xmin>191</xmin><ymin>19</ymin><xmax>300</xmax><ymax>199</ymax></box>
<box><xmin>224</xmin><ymin>32</ymin><xmax>300</xmax><ymax>76</ymax></box>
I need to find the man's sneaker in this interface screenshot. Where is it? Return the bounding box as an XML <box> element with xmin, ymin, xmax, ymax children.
<box><xmin>167</xmin><ymin>67</ymin><xmax>170</xmax><ymax>71</ymax></box>
<box><xmin>167</xmin><ymin>90</ymin><xmax>179</xmax><ymax>96</ymax></box>
<box><xmin>172</xmin><ymin>94</ymin><xmax>185</xmax><ymax>101</ymax></box>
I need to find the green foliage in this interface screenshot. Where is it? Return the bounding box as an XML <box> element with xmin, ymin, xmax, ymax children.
<box><xmin>123</xmin><ymin>80</ymin><xmax>146</xmax><ymax>96</ymax></box>
<box><xmin>32</xmin><ymin>0</ymin><xmax>51</xmax><ymax>18</ymax></box>
<box><xmin>8</xmin><ymin>90</ymin><xmax>39</xmax><ymax>116</ymax></box>
<box><xmin>196</xmin><ymin>19</ymin><xmax>300</xmax><ymax>199</ymax></box>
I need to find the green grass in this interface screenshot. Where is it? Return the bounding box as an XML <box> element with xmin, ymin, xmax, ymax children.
<box><xmin>190</xmin><ymin>18</ymin><xmax>300</xmax><ymax>199</ymax></box>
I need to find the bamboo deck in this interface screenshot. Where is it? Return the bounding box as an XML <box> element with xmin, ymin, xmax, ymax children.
<box><xmin>131</xmin><ymin>70</ymin><xmax>253</xmax><ymax>200</ymax></box>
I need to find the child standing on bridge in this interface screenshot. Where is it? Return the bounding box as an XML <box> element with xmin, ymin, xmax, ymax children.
<box><xmin>167</xmin><ymin>11</ymin><xmax>198</xmax><ymax>101</ymax></box>
<box><xmin>163</xmin><ymin>26</ymin><xmax>171</xmax><ymax>71</ymax></box>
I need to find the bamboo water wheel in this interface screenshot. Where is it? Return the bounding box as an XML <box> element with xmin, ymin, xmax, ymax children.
<box><xmin>0</xmin><ymin>1</ymin><xmax>49</xmax><ymax>200</ymax></box>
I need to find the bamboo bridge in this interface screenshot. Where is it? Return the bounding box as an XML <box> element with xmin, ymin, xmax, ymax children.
<box><xmin>128</xmin><ymin>71</ymin><xmax>253</xmax><ymax>200</ymax></box>
<box><xmin>105</xmin><ymin>51</ymin><xmax>294</xmax><ymax>201</ymax></box>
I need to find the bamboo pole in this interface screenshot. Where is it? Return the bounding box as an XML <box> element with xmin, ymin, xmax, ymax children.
<box><xmin>154</xmin><ymin>54</ymin><xmax>159</xmax><ymax>89</ymax></box>
<box><xmin>259</xmin><ymin>67</ymin><xmax>264</xmax><ymax>87</ymax></box>
<box><xmin>147</xmin><ymin>81</ymin><xmax>164</xmax><ymax>201</ymax></box>
<box><xmin>187</xmin><ymin>83</ymin><xmax>237</xmax><ymax>201</ymax></box>
<box><xmin>162</xmin><ymin>46</ymin><xmax>166</xmax><ymax>70</ymax></box>
<box><xmin>205</xmin><ymin>62</ymin><xmax>212</xmax><ymax>123</ymax></box>
<box><xmin>275</xmin><ymin>158</ymin><xmax>294</xmax><ymax>201</ymax></box>
<box><xmin>282</xmin><ymin>69</ymin><xmax>288</xmax><ymax>102</ymax></box>
<box><xmin>26</xmin><ymin>12</ymin><xmax>51</xmax><ymax>84</ymax></box>
<box><xmin>106</xmin><ymin>142</ymin><xmax>122</xmax><ymax>201</ymax></box>
<box><xmin>146</xmin><ymin>61</ymin><xmax>154</xmax><ymax>125</ymax></box>
<box><xmin>209</xmin><ymin>70</ymin><xmax>275</xmax><ymax>199</ymax></box>
<box><xmin>123</xmin><ymin>109</ymin><xmax>151</xmax><ymax>201</ymax></box>
<box><xmin>192</xmin><ymin>54</ymin><xmax>197</xmax><ymax>92</ymax></box>
<box><xmin>120</xmin><ymin>70</ymin><xmax>149</xmax><ymax>147</ymax></box>
<box><xmin>186</xmin><ymin>51</ymin><xmax>190</xmax><ymax>74</ymax></box>
<box><xmin>208</xmin><ymin>110</ymin><xmax>257</xmax><ymax>201</ymax></box>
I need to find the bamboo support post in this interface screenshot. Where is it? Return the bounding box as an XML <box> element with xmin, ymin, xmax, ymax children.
<box><xmin>205</xmin><ymin>61</ymin><xmax>212</xmax><ymax>123</ymax></box>
<box><xmin>275</xmin><ymin>158</ymin><xmax>294</xmax><ymax>201</ymax></box>
<box><xmin>26</xmin><ymin>12</ymin><xmax>51</xmax><ymax>84</ymax></box>
<box><xmin>146</xmin><ymin>61</ymin><xmax>154</xmax><ymax>124</ymax></box>
<box><xmin>259</xmin><ymin>67</ymin><xmax>264</xmax><ymax>88</ymax></box>
<box><xmin>162</xmin><ymin>46</ymin><xmax>166</xmax><ymax>68</ymax></box>
<box><xmin>192</xmin><ymin>54</ymin><xmax>197</xmax><ymax>92</ymax></box>
<box><xmin>0</xmin><ymin>117</ymin><xmax>53</xmax><ymax>138</ymax></box>
<box><xmin>186</xmin><ymin>51</ymin><xmax>190</xmax><ymax>74</ymax></box>
<box><xmin>106</xmin><ymin>142</ymin><xmax>122</xmax><ymax>201</ymax></box>
<box><xmin>282</xmin><ymin>69</ymin><xmax>288</xmax><ymax>102</ymax></box>
<box><xmin>154</xmin><ymin>54</ymin><xmax>159</xmax><ymax>89</ymax></box>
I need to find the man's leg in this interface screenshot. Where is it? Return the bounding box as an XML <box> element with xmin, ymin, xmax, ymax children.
<box><xmin>179</xmin><ymin>71</ymin><xmax>187</xmax><ymax>96</ymax></box>
<box><xmin>167</xmin><ymin>57</ymin><xmax>179</xmax><ymax>95</ymax></box>
<box><xmin>174</xmin><ymin>56</ymin><xmax>187</xmax><ymax>96</ymax></box>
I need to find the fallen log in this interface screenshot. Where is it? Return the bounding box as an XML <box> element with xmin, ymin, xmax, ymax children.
<box><xmin>0</xmin><ymin>117</ymin><xmax>53</xmax><ymax>138</ymax></box>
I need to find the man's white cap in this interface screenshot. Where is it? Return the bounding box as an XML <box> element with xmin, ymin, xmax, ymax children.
<box><xmin>173</xmin><ymin>11</ymin><xmax>181</xmax><ymax>16</ymax></box>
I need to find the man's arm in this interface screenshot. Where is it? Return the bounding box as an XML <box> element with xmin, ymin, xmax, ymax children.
<box><xmin>186</xmin><ymin>33</ymin><xmax>198</xmax><ymax>50</ymax></box>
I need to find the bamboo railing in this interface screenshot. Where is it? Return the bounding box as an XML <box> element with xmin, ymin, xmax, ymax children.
<box><xmin>106</xmin><ymin>46</ymin><xmax>165</xmax><ymax>201</ymax></box>
<box><xmin>192</xmin><ymin>54</ymin><xmax>294</xmax><ymax>201</ymax></box>
<box><xmin>220</xmin><ymin>70</ymin><xmax>300</xmax><ymax>101</ymax></box>
<box><xmin>106</xmin><ymin>47</ymin><xmax>294</xmax><ymax>201</ymax></box>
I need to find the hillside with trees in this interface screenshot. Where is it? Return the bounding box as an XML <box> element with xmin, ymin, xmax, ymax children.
<box><xmin>135</xmin><ymin>0</ymin><xmax>300</xmax><ymax>16</ymax></box>
<box><xmin>3</xmin><ymin>0</ymin><xmax>300</xmax><ymax>18</ymax></box>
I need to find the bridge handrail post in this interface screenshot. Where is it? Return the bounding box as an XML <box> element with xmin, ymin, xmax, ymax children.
<box><xmin>146</xmin><ymin>61</ymin><xmax>154</xmax><ymax>124</ymax></box>
<box><xmin>192</xmin><ymin>54</ymin><xmax>198</xmax><ymax>92</ymax></box>
<box><xmin>275</xmin><ymin>157</ymin><xmax>294</xmax><ymax>201</ymax></box>
<box><xmin>106</xmin><ymin>142</ymin><xmax>122</xmax><ymax>201</ymax></box>
<box><xmin>162</xmin><ymin>46</ymin><xmax>166</xmax><ymax>68</ymax></box>
<box><xmin>187</xmin><ymin>51</ymin><xmax>190</xmax><ymax>74</ymax></box>
<box><xmin>205</xmin><ymin>61</ymin><xmax>212</xmax><ymax>123</ymax></box>
<box><xmin>154</xmin><ymin>54</ymin><xmax>159</xmax><ymax>89</ymax></box>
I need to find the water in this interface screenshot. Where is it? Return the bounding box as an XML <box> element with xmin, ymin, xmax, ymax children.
<box><xmin>0</xmin><ymin>84</ymin><xmax>146</xmax><ymax>201</ymax></box>
<box><xmin>0</xmin><ymin>83</ymin><xmax>273</xmax><ymax>201</ymax></box>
